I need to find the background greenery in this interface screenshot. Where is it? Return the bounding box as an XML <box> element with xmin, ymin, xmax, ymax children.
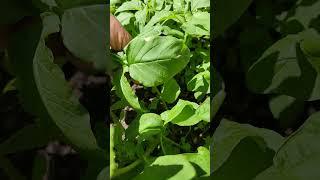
<box><xmin>213</xmin><ymin>0</ymin><xmax>320</xmax><ymax>179</ymax></box>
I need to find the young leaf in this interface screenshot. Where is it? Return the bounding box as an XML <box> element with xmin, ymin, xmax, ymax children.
<box><xmin>126</xmin><ymin>35</ymin><xmax>190</xmax><ymax>87</ymax></box>
<box><xmin>161</xmin><ymin>78</ymin><xmax>181</xmax><ymax>103</ymax></box>
<box><xmin>138</xmin><ymin>113</ymin><xmax>164</xmax><ymax>139</ymax></box>
<box><xmin>161</xmin><ymin>99</ymin><xmax>202</xmax><ymax>126</ymax></box>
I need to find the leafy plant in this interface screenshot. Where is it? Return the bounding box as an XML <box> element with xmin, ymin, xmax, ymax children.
<box><xmin>110</xmin><ymin>0</ymin><xmax>210</xmax><ymax>179</ymax></box>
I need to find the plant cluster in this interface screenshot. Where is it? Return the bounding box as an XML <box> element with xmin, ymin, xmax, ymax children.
<box><xmin>213</xmin><ymin>0</ymin><xmax>320</xmax><ymax>179</ymax></box>
<box><xmin>110</xmin><ymin>0</ymin><xmax>210</xmax><ymax>179</ymax></box>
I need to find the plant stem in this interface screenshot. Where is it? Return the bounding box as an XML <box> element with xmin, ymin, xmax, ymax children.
<box><xmin>163</xmin><ymin>136</ymin><xmax>186</xmax><ymax>151</ymax></box>
<box><xmin>160</xmin><ymin>135</ymin><xmax>167</xmax><ymax>155</ymax></box>
<box><xmin>154</xmin><ymin>87</ymin><xmax>168</xmax><ymax>110</ymax></box>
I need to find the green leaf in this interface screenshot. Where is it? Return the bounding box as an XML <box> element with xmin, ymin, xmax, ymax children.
<box><xmin>115</xmin><ymin>69</ymin><xmax>146</xmax><ymax>112</ymax></box>
<box><xmin>126</xmin><ymin>35</ymin><xmax>190</xmax><ymax>87</ymax></box>
<box><xmin>144</xmin><ymin>10</ymin><xmax>175</xmax><ymax>30</ymax></box>
<box><xmin>212</xmin><ymin>119</ymin><xmax>284</xmax><ymax>172</ymax></box>
<box><xmin>61</xmin><ymin>5</ymin><xmax>108</xmax><ymax>71</ymax></box>
<box><xmin>190</xmin><ymin>0</ymin><xmax>210</xmax><ymax>11</ymax></box>
<box><xmin>138</xmin><ymin>113</ymin><xmax>164</xmax><ymax>139</ymax></box>
<box><xmin>255</xmin><ymin>111</ymin><xmax>320</xmax><ymax>180</ymax></box>
<box><xmin>182</xmin><ymin>12</ymin><xmax>210</xmax><ymax>37</ymax></box>
<box><xmin>97</xmin><ymin>166</ymin><xmax>109</xmax><ymax>180</ymax></box>
<box><xmin>214</xmin><ymin>0</ymin><xmax>253</xmax><ymax>36</ymax></box>
<box><xmin>115</xmin><ymin>0</ymin><xmax>143</xmax><ymax>14</ymax></box>
<box><xmin>247</xmin><ymin>30</ymin><xmax>320</xmax><ymax>101</ymax></box>
<box><xmin>195</xmin><ymin>97</ymin><xmax>210</xmax><ymax>122</ymax></box>
<box><xmin>117</xmin><ymin>12</ymin><xmax>134</xmax><ymax>26</ymax></box>
<box><xmin>35</xmin><ymin>14</ymin><xmax>102</xmax><ymax>155</ymax></box>
<box><xmin>161</xmin><ymin>99</ymin><xmax>202</xmax><ymax>126</ymax></box>
<box><xmin>134</xmin><ymin>154</ymin><xmax>196</xmax><ymax>180</ymax></box>
<box><xmin>269</xmin><ymin>95</ymin><xmax>304</xmax><ymax>129</ymax></box>
<box><xmin>161</xmin><ymin>78</ymin><xmax>181</xmax><ymax>103</ymax></box>
<box><xmin>182</xmin><ymin>146</ymin><xmax>210</xmax><ymax>176</ymax></box>
<box><xmin>187</xmin><ymin>70</ymin><xmax>210</xmax><ymax>100</ymax></box>
<box><xmin>212</xmin><ymin>89</ymin><xmax>226</xmax><ymax>118</ymax></box>
<box><xmin>2</xmin><ymin>78</ymin><xmax>17</xmax><ymax>94</ymax></box>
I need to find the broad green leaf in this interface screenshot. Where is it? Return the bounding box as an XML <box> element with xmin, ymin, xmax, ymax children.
<box><xmin>183</xmin><ymin>146</ymin><xmax>210</xmax><ymax>176</ymax></box>
<box><xmin>115</xmin><ymin>0</ymin><xmax>143</xmax><ymax>14</ymax></box>
<box><xmin>214</xmin><ymin>0</ymin><xmax>253</xmax><ymax>36</ymax></box>
<box><xmin>182</xmin><ymin>12</ymin><xmax>210</xmax><ymax>37</ymax></box>
<box><xmin>138</xmin><ymin>113</ymin><xmax>164</xmax><ymax>139</ymax></box>
<box><xmin>212</xmin><ymin>136</ymin><xmax>275</xmax><ymax>180</ymax></box>
<box><xmin>61</xmin><ymin>5</ymin><xmax>108</xmax><ymax>71</ymax></box>
<box><xmin>161</xmin><ymin>78</ymin><xmax>181</xmax><ymax>103</ymax></box>
<box><xmin>161</xmin><ymin>99</ymin><xmax>201</xmax><ymax>126</ymax></box>
<box><xmin>255</xmin><ymin>111</ymin><xmax>320</xmax><ymax>180</ymax></box>
<box><xmin>172</xmin><ymin>0</ymin><xmax>185</xmax><ymax>12</ymax></box>
<box><xmin>212</xmin><ymin>119</ymin><xmax>284</xmax><ymax>172</ymax></box>
<box><xmin>35</xmin><ymin>14</ymin><xmax>102</xmax><ymax>155</ymax></box>
<box><xmin>134</xmin><ymin>154</ymin><xmax>196</xmax><ymax>180</ymax></box>
<box><xmin>135</xmin><ymin>6</ymin><xmax>148</xmax><ymax>31</ymax></box>
<box><xmin>126</xmin><ymin>35</ymin><xmax>190</xmax><ymax>87</ymax></box>
<box><xmin>247</xmin><ymin>30</ymin><xmax>320</xmax><ymax>101</ymax></box>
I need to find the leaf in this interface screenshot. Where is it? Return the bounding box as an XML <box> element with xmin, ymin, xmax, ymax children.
<box><xmin>97</xmin><ymin>166</ymin><xmax>109</xmax><ymax>180</ymax></box>
<box><xmin>247</xmin><ymin>30</ymin><xmax>320</xmax><ymax>101</ymax></box>
<box><xmin>116</xmin><ymin>12</ymin><xmax>134</xmax><ymax>26</ymax></box>
<box><xmin>144</xmin><ymin>10</ymin><xmax>175</xmax><ymax>30</ymax></box>
<box><xmin>212</xmin><ymin>89</ymin><xmax>226</xmax><ymax>118</ymax></box>
<box><xmin>212</xmin><ymin>119</ymin><xmax>284</xmax><ymax>172</ymax></box>
<box><xmin>61</xmin><ymin>5</ymin><xmax>108</xmax><ymax>71</ymax></box>
<box><xmin>213</xmin><ymin>0</ymin><xmax>253</xmax><ymax>36</ymax></box>
<box><xmin>138</xmin><ymin>113</ymin><xmax>164</xmax><ymax>139</ymax></box>
<box><xmin>182</xmin><ymin>146</ymin><xmax>210</xmax><ymax>176</ymax></box>
<box><xmin>126</xmin><ymin>35</ymin><xmax>190</xmax><ymax>87</ymax></box>
<box><xmin>182</xmin><ymin>12</ymin><xmax>210</xmax><ymax>37</ymax></box>
<box><xmin>255</xmin><ymin>111</ymin><xmax>320</xmax><ymax>180</ymax></box>
<box><xmin>190</xmin><ymin>0</ymin><xmax>210</xmax><ymax>11</ymax></box>
<box><xmin>161</xmin><ymin>78</ymin><xmax>181</xmax><ymax>103</ymax></box>
<box><xmin>269</xmin><ymin>95</ymin><xmax>304</xmax><ymax>129</ymax></box>
<box><xmin>187</xmin><ymin>70</ymin><xmax>210</xmax><ymax>100</ymax></box>
<box><xmin>134</xmin><ymin>154</ymin><xmax>196</xmax><ymax>180</ymax></box>
<box><xmin>115</xmin><ymin>0</ymin><xmax>143</xmax><ymax>14</ymax></box>
<box><xmin>115</xmin><ymin>69</ymin><xmax>146</xmax><ymax>112</ymax></box>
<box><xmin>161</xmin><ymin>99</ymin><xmax>203</xmax><ymax>126</ymax></box>
<box><xmin>2</xmin><ymin>78</ymin><xmax>16</xmax><ymax>94</ymax></box>
<box><xmin>35</xmin><ymin>14</ymin><xmax>102</xmax><ymax>155</ymax></box>
<box><xmin>195</xmin><ymin>97</ymin><xmax>210</xmax><ymax>122</ymax></box>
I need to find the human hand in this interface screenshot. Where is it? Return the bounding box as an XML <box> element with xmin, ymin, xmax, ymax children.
<box><xmin>110</xmin><ymin>14</ymin><xmax>132</xmax><ymax>51</ymax></box>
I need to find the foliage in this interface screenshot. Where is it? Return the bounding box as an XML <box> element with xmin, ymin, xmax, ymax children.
<box><xmin>213</xmin><ymin>0</ymin><xmax>320</xmax><ymax>179</ymax></box>
<box><xmin>110</xmin><ymin>0</ymin><xmax>210</xmax><ymax>179</ymax></box>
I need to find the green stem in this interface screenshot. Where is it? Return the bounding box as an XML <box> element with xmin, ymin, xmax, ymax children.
<box><xmin>154</xmin><ymin>87</ymin><xmax>168</xmax><ymax>110</ymax></box>
<box><xmin>163</xmin><ymin>136</ymin><xmax>186</xmax><ymax>151</ymax></box>
<box><xmin>160</xmin><ymin>135</ymin><xmax>167</xmax><ymax>155</ymax></box>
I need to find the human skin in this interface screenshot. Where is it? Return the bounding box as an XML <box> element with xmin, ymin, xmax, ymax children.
<box><xmin>110</xmin><ymin>14</ymin><xmax>132</xmax><ymax>51</ymax></box>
